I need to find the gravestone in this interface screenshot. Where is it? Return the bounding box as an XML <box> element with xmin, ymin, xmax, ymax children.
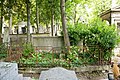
<box><xmin>39</xmin><ymin>67</ymin><xmax>78</xmax><ymax>80</ymax></box>
<box><xmin>0</xmin><ymin>62</ymin><xmax>18</xmax><ymax>80</ymax></box>
<box><xmin>0</xmin><ymin>62</ymin><xmax>31</xmax><ymax>80</ymax></box>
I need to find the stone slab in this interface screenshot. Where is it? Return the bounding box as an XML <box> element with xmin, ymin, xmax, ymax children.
<box><xmin>0</xmin><ymin>62</ymin><xmax>18</xmax><ymax>80</ymax></box>
<box><xmin>39</xmin><ymin>67</ymin><xmax>78</xmax><ymax>80</ymax></box>
<box><xmin>0</xmin><ymin>62</ymin><xmax>31</xmax><ymax>80</ymax></box>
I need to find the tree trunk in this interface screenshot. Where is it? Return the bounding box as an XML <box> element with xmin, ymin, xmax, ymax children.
<box><xmin>36</xmin><ymin>0</ymin><xmax>39</xmax><ymax>33</ymax></box>
<box><xmin>0</xmin><ymin>0</ymin><xmax>4</xmax><ymax>43</ymax></box>
<box><xmin>26</xmin><ymin>0</ymin><xmax>31</xmax><ymax>42</ymax></box>
<box><xmin>60</xmin><ymin>0</ymin><xmax>70</xmax><ymax>49</ymax></box>
<box><xmin>51</xmin><ymin>0</ymin><xmax>54</xmax><ymax>36</ymax></box>
<box><xmin>9</xmin><ymin>0</ymin><xmax>12</xmax><ymax>34</ymax></box>
<box><xmin>46</xmin><ymin>23</ymin><xmax>49</xmax><ymax>33</ymax></box>
<box><xmin>39</xmin><ymin>11</ymin><xmax>41</xmax><ymax>28</ymax></box>
<box><xmin>51</xmin><ymin>13</ymin><xmax>54</xmax><ymax>36</ymax></box>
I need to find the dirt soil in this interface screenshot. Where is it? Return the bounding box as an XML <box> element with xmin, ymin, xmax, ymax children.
<box><xmin>76</xmin><ymin>71</ymin><xmax>108</xmax><ymax>80</ymax></box>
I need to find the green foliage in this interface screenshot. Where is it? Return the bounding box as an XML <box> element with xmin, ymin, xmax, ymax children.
<box><xmin>20</xmin><ymin>46</ymin><xmax>103</xmax><ymax>67</ymax></box>
<box><xmin>22</xmin><ymin>43</ymin><xmax>34</xmax><ymax>58</ymax></box>
<box><xmin>86</xmin><ymin>18</ymin><xmax>119</xmax><ymax>50</ymax></box>
<box><xmin>20</xmin><ymin>53</ymin><xmax>42</xmax><ymax>64</ymax></box>
<box><xmin>68</xmin><ymin>17</ymin><xmax>119</xmax><ymax>48</ymax></box>
<box><xmin>86</xmin><ymin>18</ymin><xmax>118</xmax><ymax>61</ymax></box>
<box><xmin>67</xmin><ymin>46</ymin><xmax>81</xmax><ymax>66</ymax></box>
<box><xmin>67</xmin><ymin>26</ymin><xmax>79</xmax><ymax>45</ymax></box>
<box><xmin>20</xmin><ymin>51</ymin><xmax>70</xmax><ymax>67</ymax></box>
<box><xmin>1</xmin><ymin>0</ymin><xmax>114</xmax><ymax>32</ymax></box>
<box><xmin>67</xmin><ymin>46</ymin><xmax>79</xmax><ymax>62</ymax></box>
<box><xmin>0</xmin><ymin>43</ymin><xmax>7</xmax><ymax>59</ymax></box>
<box><xmin>68</xmin><ymin>23</ymin><xmax>89</xmax><ymax>45</ymax></box>
<box><xmin>67</xmin><ymin>17</ymin><xmax>119</xmax><ymax>63</ymax></box>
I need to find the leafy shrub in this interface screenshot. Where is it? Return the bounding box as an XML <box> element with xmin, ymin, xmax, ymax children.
<box><xmin>67</xmin><ymin>17</ymin><xmax>120</xmax><ymax>64</ymax></box>
<box><xmin>22</xmin><ymin>43</ymin><xmax>34</xmax><ymax>58</ymax></box>
<box><xmin>0</xmin><ymin>43</ymin><xmax>7</xmax><ymax>59</ymax></box>
<box><xmin>67</xmin><ymin>46</ymin><xmax>79</xmax><ymax>62</ymax></box>
<box><xmin>85</xmin><ymin>18</ymin><xmax>118</xmax><ymax>61</ymax></box>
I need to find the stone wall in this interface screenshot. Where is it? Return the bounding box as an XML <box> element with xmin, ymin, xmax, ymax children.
<box><xmin>31</xmin><ymin>36</ymin><xmax>63</xmax><ymax>47</ymax></box>
<box><xmin>8</xmin><ymin>34</ymin><xmax>64</xmax><ymax>51</ymax></box>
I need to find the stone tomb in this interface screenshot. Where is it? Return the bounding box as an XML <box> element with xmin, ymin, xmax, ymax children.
<box><xmin>39</xmin><ymin>67</ymin><xmax>78</xmax><ymax>80</ymax></box>
<box><xmin>0</xmin><ymin>62</ymin><xmax>31</xmax><ymax>80</ymax></box>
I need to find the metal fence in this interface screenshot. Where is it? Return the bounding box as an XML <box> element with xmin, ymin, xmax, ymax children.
<box><xmin>0</xmin><ymin>44</ymin><xmax>113</xmax><ymax>79</ymax></box>
<box><xmin>0</xmin><ymin>40</ymin><xmax>115</xmax><ymax>80</ymax></box>
<box><xmin>2</xmin><ymin>45</ymin><xmax>111</xmax><ymax>67</ymax></box>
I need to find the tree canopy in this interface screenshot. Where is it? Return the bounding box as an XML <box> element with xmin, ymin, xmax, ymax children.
<box><xmin>1</xmin><ymin>0</ymin><xmax>119</xmax><ymax>27</ymax></box>
<box><xmin>0</xmin><ymin>0</ymin><xmax>120</xmax><ymax>44</ymax></box>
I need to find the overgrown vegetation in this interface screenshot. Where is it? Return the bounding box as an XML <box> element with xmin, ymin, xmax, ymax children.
<box><xmin>22</xmin><ymin>43</ymin><xmax>35</xmax><ymax>58</ymax></box>
<box><xmin>67</xmin><ymin>17</ymin><xmax>120</xmax><ymax>64</ymax></box>
<box><xmin>20</xmin><ymin>51</ymin><xmax>69</xmax><ymax>67</ymax></box>
<box><xmin>19</xmin><ymin>17</ymin><xmax>120</xmax><ymax>67</ymax></box>
<box><xmin>0</xmin><ymin>43</ymin><xmax>7</xmax><ymax>59</ymax></box>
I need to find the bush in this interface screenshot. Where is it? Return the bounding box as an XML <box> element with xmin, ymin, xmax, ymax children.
<box><xmin>67</xmin><ymin>17</ymin><xmax>120</xmax><ymax>64</ymax></box>
<box><xmin>0</xmin><ymin>43</ymin><xmax>7</xmax><ymax>59</ymax></box>
<box><xmin>22</xmin><ymin>43</ymin><xmax>34</xmax><ymax>58</ymax></box>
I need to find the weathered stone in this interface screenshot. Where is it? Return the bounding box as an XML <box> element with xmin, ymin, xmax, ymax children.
<box><xmin>0</xmin><ymin>62</ymin><xmax>18</xmax><ymax>80</ymax></box>
<box><xmin>0</xmin><ymin>62</ymin><xmax>31</xmax><ymax>80</ymax></box>
<box><xmin>39</xmin><ymin>67</ymin><xmax>78</xmax><ymax>80</ymax></box>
